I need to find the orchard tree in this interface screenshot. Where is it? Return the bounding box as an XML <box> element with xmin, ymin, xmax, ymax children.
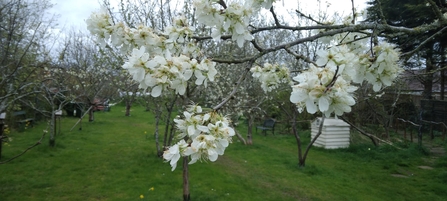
<box><xmin>58</xmin><ymin>30</ymin><xmax>115</xmax><ymax>123</ymax></box>
<box><xmin>0</xmin><ymin>0</ymin><xmax>58</xmax><ymax>161</ymax></box>
<box><xmin>36</xmin><ymin>68</ymin><xmax>72</xmax><ymax>147</ymax></box>
<box><xmin>0</xmin><ymin>0</ymin><xmax>56</xmax><ymax>117</ymax></box>
<box><xmin>98</xmin><ymin>46</ymin><xmax>140</xmax><ymax>117</ymax></box>
<box><xmin>86</xmin><ymin>0</ymin><xmax>447</xmax><ymax>200</ymax></box>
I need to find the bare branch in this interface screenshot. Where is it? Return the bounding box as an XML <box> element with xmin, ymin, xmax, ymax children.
<box><xmin>269</xmin><ymin>6</ymin><xmax>281</xmax><ymax>27</ymax></box>
<box><xmin>401</xmin><ymin>26</ymin><xmax>447</xmax><ymax>60</ymax></box>
<box><xmin>0</xmin><ymin>130</ymin><xmax>47</xmax><ymax>164</ymax></box>
<box><xmin>284</xmin><ymin>47</ymin><xmax>317</xmax><ymax>66</ymax></box>
<box><xmin>212</xmin><ymin>60</ymin><xmax>254</xmax><ymax>111</ymax></box>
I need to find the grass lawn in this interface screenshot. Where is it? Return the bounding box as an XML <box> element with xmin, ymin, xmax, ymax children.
<box><xmin>0</xmin><ymin>105</ymin><xmax>446</xmax><ymax>201</ymax></box>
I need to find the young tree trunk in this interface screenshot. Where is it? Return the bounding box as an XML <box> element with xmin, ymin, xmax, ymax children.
<box><xmin>299</xmin><ymin>116</ymin><xmax>326</xmax><ymax>167</ymax></box>
<box><xmin>0</xmin><ymin>121</ymin><xmax>5</xmax><ymax>159</ymax></box>
<box><xmin>163</xmin><ymin>97</ymin><xmax>177</xmax><ymax>148</ymax></box>
<box><xmin>155</xmin><ymin>103</ymin><xmax>162</xmax><ymax>157</ymax></box>
<box><xmin>246</xmin><ymin>116</ymin><xmax>254</xmax><ymax>145</ymax></box>
<box><xmin>49</xmin><ymin>112</ymin><xmax>56</xmax><ymax>147</ymax></box>
<box><xmin>125</xmin><ymin>101</ymin><xmax>131</xmax><ymax>116</ymax></box>
<box><xmin>422</xmin><ymin>56</ymin><xmax>434</xmax><ymax>100</ymax></box>
<box><xmin>88</xmin><ymin>107</ymin><xmax>94</xmax><ymax>122</ymax></box>
<box><xmin>291</xmin><ymin>109</ymin><xmax>303</xmax><ymax>167</ymax></box>
<box><xmin>441</xmin><ymin>69</ymin><xmax>445</xmax><ymax>100</ymax></box>
<box><xmin>182</xmin><ymin>156</ymin><xmax>190</xmax><ymax>201</ymax></box>
<box><xmin>167</xmin><ymin>122</ymin><xmax>176</xmax><ymax>146</ymax></box>
<box><xmin>440</xmin><ymin>46</ymin><xmax>445</xmax><ymax>100</ymax></box>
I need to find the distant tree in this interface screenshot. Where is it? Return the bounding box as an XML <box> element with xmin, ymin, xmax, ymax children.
<box><xmin>57</xmin><ymin>30</ymin><xmax>115</xmax><ymax>123</ymax></box>
<box><xmin>0</xmin><ymin>0</ymin><xmax>56</xmax><ymax>117</ymax></box>
<box><xmin>367</xmin><ymin>0</ymin><xmax>447</xmax><ymax>100</ymax></box>
<box><xmin>0</xmin><ymin>0</ymin><xmax>58</xmax><ymax>160</ymax></box>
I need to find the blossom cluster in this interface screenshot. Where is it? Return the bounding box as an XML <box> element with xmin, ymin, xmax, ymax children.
<box><xmin>122</xmin><ymin>46</ymin><xmax>217</xmax><ymax>97</ymax></box>
<box><xmin>365</xmin><ymin>43</ymin><xmax>402</xmax><ymax>92</ymax></box>
<box><xmin>163</xmin><ymin>105</ymin><xmax>235</xmax><ymax>171</ymax></box>
<box><xmin>250</xmin><ymin>63</ymin><xmax>291</xmax><ymax>92</ymax></box>
<box><xmin>289</xmin><ymin>65</ymin><xmax>357</xmax><ymax>116</ymax></box>
<box><xmin>86</xmin><ymin>11</ymin><xmax>215</xmax><ymax>97</ymax></box>
<box><xmin>193</xmin><ymin>0</ymin><xmax>276</xmax><ymax>47</ymax></box>
<box><xmin>289</xmin><ymin>42</ymin><xmax>402</xmax><ymax>117</ymax></box>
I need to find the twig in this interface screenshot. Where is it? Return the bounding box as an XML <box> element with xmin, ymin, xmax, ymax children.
<box><xmin>212</xmin><ymin>60</ymin><xmax>254</xmax><ymax>110</ymax></box>
<box><xmin>420</xmin><ymin>119</ymin><xmax>447</xmax><ymax>129</ymax></box>
<box><xmin>70</xmin><ymin>106</ymin><xmax>93</xmax><ymax>131</ymax></box>
<box><xmin>284</xmin><ymin>47</ymin><xmax>318</xmax><ymax>66</ymax></box>
<box><xmin>401</xmin><ymin>26</ymin><xmax>447</xmax><ymax>60</ymax></box>
<box><xmin>397</xmin><ymin>118</ymin><xmax>420</xmax><ymax>127</ymax></box>
<box><xmin>295</xmin><ymin>10</ymin><xmax>325</xmax><ymax>25</ymax></box>
<box><xmin>425</xmin><ymin>0</ymin><xmax>446</xmax><ymax>23</ymax></box>
<box><xmin>270</xmin><ymin>6</ymin><xmax>281</xmax><ymax>26</ymax></box>
<box><xmin>350</xmin><ymin>0</ymin><xmax>356</xmax><ymax>24</ymax></box>
<box><xmin>340</xmin><ymin>117</ymin><xmax>398</xmax><ymax>148</ymax></box>
<box><xmin>0</xmin><ymin>130</ymin><xmax>47</xmax><ymax>164</ymax></box>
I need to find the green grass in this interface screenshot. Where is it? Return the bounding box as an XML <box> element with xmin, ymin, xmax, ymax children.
<box><xmin>1</xmin><ymin>105</ymin><xmax>446</xmax><ymax>200</ymax></box>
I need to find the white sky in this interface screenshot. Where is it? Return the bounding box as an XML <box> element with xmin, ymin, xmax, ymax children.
<box><xmin>51</xmin><ymin>0</ymin><xmax>106</xmax><ymax>30</ymax></box>
<box><xmin>50</xmin><ymin>0</ymin><xmax>367</xmax><ymax>32</ymax></box>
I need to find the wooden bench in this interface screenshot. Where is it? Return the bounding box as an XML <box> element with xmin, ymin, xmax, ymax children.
<box><xmin>13</xmin><ymin>111</ymin><xmax>34</xmax><ymax>130</ymax></box>
<box><xmin>256</xmin><ymin>118</ymin><xmax>276</xmax><ymax>136</ymax></box>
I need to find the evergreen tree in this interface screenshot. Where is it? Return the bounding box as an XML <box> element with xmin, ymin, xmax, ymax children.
<box><xmin>367</xmin><ymin>0</ymin><xmax>447</xmax><ymax>99</ymax></box>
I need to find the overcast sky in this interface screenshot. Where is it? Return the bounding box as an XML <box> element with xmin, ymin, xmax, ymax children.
<box><xmin>50</xmin><ymin>0</ymin><xmax>367</xmax><ymax>32</ymax></box>
<box><xmin>51</xmin><ymin>0</ymin><xmax>105</xmax><ymax>30</ymax></box>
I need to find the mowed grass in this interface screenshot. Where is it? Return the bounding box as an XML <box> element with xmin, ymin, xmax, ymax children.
<box><xmin>1</xmin><ymin>105</ymin><xmax>446</xmax><ymax>201</ymax></box>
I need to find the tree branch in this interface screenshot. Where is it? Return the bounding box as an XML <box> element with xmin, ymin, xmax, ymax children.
<box><xmin>212</xmin><ymin>60</ymin><xmax>254</xmax><ymax>111</ymax></box>
<box><xmin>0</xmin><ymin>130</ymin><xmax>47</xmax><ymax>164</ymax></box>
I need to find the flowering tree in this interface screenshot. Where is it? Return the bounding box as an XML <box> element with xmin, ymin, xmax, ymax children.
<box><xmin>86</xmin><ymin>0</ymin><xmax>447</xmax><ymax>199</ymax></box>
<box><xmin>58</xmin><ymin>31</ymin><xmax>116</xmax><ymax>123</ymax></box>
<box><xmin>0</xmin><ymin>0</ymin><xmax>56</xmax><ymax>117</ymax></box>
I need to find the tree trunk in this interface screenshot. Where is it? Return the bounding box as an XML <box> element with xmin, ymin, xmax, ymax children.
<box><xmin>155</xmin><ymin>104</ymin><xmax>162</xmax><ymax>157</ymax></box>
<box><xmin>88</xmin><ymin>107</ymin><xmax>94</xmax><ymax>122</ymax></box>
<box><xmin>167</xmin><ymin>122</ymin><xmax>176</xmax><ymax>146</ymax></box>
<box><xmin>246</xmin><ymin>116</ymin><xmax>254</xmax><ymax>145</ymax></box>
<box><xmin>49</xmin><ymin>112</ymin><xmax>56</xmax><ymax>147</ymax></box>
<box><xmin>0</xmin><ymin>122</ymin><xmax>4</xmax><ymax>159</ymax></box>
<box><xmin>182</xmin><ymin>156</ymin><xmax>190</xmax><ymax>201</ymax></box>
<box><xmin>441</xmin><ymin>69</ymin><xmax>445</xmax><ymax>100</ymax></box>
<box><xmin>440</xmin><ymin>45</ymin><xmax>445</xmax><ymax>100</ymax></box>
<box><xmin>422</xmin><ymin>56</ymin><xmax>434</xmax><ymax>100</ymax></box>
<box><xmin>300</xmin><ymin>116</ymin><xmax>326</xmax><ymax>167</ymax></box>
<box><xmin>291</xmin><ymin>109</ymin><xmax>303</xmax><ymax>167</ymax></box>
<box><xmin>163</xmin><ymin>97</ymin><xmax>177</xmax><ymax>148</ymax></box>
<box><xmin>125</xmin><ymin>101</ymin><xmax>131</xmax><ymax>116</ymax></box>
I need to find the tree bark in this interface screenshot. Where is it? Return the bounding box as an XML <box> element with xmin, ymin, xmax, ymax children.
<box><xmin>49</xmin><ymin>112</ymin><xmax>56</xmax><ymax>147</ymax></box>
<box><xmin>291</xmin><ymin>109</ymin><xmax>303</xmax><ymax>167</ymax></box>
<box><xmin>300</xmin><ymin>116</ymin><xmax>326</xmax><ymax>167</ymax></box>
<box><xmin>422</xmin><ymin>56</ymin><xmax>434</xmax><ymax>100</ymax></box>
<box><xmin>155</xmin><ymin>102</ymin><xmax>162</xmax><ymax>157</ymax></box>
<box><xmin>88</xmin><ymin>106</ymin><xmax>94</xmax><ymax>122</ymax></box>
<box><xmin>0</xmin><ymin>121</ymin><xmax>4</xmax><ymax>159</ymax></box>
<box><xmin>246</xmin><ymin>116</ymin><xmax>254</xmax><ymax>145</ymax></box>
<box><xmin>182</xmin><ymin>156</ymin><xmax>190</xmax><ymax>201</ymax></box>
<box><xmin>125</xmin><ymin>101</ymin><xmax>131</xmax><ymax>116</ymax></box>
<box><xmin>163</xmin><ymin>97</ymin><xmax>177</xmax><ymax>148</ymax></box>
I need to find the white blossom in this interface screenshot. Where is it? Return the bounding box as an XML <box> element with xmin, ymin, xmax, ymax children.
<box><xmin>166</xmin><ymin>104</ymin><xmax>235</xmax><ymax>170</ymax></box>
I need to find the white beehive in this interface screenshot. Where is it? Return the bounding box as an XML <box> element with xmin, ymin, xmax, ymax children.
<box><xmin>311</xmin><ymin>117</ymin><xmax>350</xmax><ymax>149</ymax></box>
